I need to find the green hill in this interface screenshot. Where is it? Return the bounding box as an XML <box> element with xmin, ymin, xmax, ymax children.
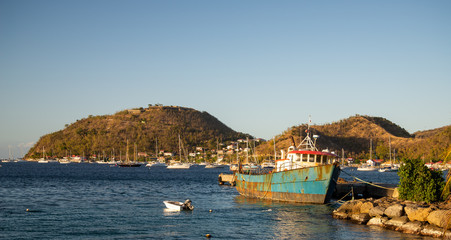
<box><xmin>25</xmin><ymin>105</ymin><xmax>250</xmax><ymax>159</ymax></box>
<box><xmin>257</xmin><ymin>115</ymin><xmax>450</xmax><ymax>161</ymax></box>
<box><xmin>26</xmin><ymin>109</ymin><xmax>450</xmax><ymax>162</ymax></box>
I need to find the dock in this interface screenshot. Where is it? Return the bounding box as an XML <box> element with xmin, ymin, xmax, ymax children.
<box><xmin>218</xmin><ymin>173</ymin><xmax>236</xmax><ymax>186</ymax></box>
<box><xmin>333</xmin><ymin>180</ymin><xmax>397</xmax><ymax>200</ymax></box>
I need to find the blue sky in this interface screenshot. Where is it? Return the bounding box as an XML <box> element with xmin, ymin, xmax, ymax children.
<box><xmin>1</xmin><ymin>0</ymin><xmax>450</xmax><ymax>159</ymax></box>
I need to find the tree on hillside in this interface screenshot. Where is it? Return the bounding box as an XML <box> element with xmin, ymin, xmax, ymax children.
<box><xmin>376</xmin><ymin>141</ymin><xmax>389</xmax><ymax>160</ymax></box>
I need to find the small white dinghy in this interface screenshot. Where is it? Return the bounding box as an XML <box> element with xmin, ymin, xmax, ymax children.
<box><xmin>163</xmin><ymin>199</ymin><xmax>194</xmax><ymax>211</ymax></box>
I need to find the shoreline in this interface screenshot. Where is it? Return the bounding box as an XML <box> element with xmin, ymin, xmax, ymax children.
<box><xmin>332</xmin><ymin>196</ymin><xmax>451</xmax><ymax>238</ymax></box>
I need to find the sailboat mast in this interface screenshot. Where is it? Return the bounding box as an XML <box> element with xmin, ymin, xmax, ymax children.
<box><xmin>342</xmin><ymin>148</ymin><xmax>344</xmax><ymax>164</ymax></box>
<box><xmin>370</xmin><ymin>138</ymin><xmax>373</xmax><ymax>160</ymax></box>
<box><xmin>389</xmin><ymin>136</ymin><xmax>392</xmax><ymax>164</ymax></box>
<box><xmin>246</xmin><ymin>137</ymin><xmax>249</xmax><ymax>163</ymax></box>
<box><xmin>179</xmin><ymin>134</ymin><xmax>182</xmax><ymax>162</ymax></box>
<box><xmin>134</xmin><ymin>143</ymin><xmax>137</xmax><ymax>162</ymax></box>
<box><xmin>155</xmin><ymin>137</ymin><xmax>158</xmax><ymax>158</ymax></box>
<box><xmin>126</xmin><ymin>139</ymin><xmax>129</xmax><ymax>163</ymax></box>
<box><xmin>236</xmin><ymin>141</ymin><xmax>239</xmax><ymax>163</ymax></box>
<box><xmin>273</xmin><ymin>137</ymin><xmax>277</xmax><ymax>161</ymax></box>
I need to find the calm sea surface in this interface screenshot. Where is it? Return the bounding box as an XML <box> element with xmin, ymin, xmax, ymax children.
<box><xmin>0</xmin><ymin>162</ymin><xmax>435</xmax><ymax>239</ymax></box>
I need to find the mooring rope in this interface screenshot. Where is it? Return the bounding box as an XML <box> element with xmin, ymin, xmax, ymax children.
<box><xmin>327</xmin><ymin>188</ymin><xmax>354</xmax><ymax>205</ymax></box>
<box><xmin>337</xmin><ymin>188</ymin><xmax>354</xmax><ymax>202</ymax></box>
<box><xmin>341</xmin><ymin>170</ymin><xmax>396</xmax><ymax>190</ymax></box>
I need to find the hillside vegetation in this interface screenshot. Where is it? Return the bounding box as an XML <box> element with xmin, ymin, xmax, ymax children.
<box><xmin>26</xmin><ymin>106</ymin><xmax>250</xmax><ymax>159</ymax></box>
<box><xmin>26</xmin><ymin>108</ymin><xmax>450</xmax><ymax>162</ymax></box>
<box><xmin>257</xmin><ymin>115</ymin><xmax>450</xmax><ymax>162</ymax></box>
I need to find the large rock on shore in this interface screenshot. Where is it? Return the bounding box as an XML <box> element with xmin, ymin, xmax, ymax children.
<box><xmin>332</xmin><ymin>211</ymin><xmax>348</xmax><ymax>219</ymax></box>
<box><xmin>385</xmin><ymin>216</ymin><xmax>408</xmax><ymax>230</ymax></box>
<box><xmin>360</xmin><ymin>201</ymin><xmax>373</xmax><ymax>214</ymax></box>
<box><xmin>427</xmin><ymin>210</ymin><xmax>451</xmax><ymax>229</ymax></box>
<box><xmin>367</xmin><ymin>216</ymin><xmax>388</xmax><ymax>227</ymax></box>
<box><xmin>369</xmin><ymin>206</ymin><xmax>385</xmax><ymax>217</ymax></box>
<box><xmin>399</xmin><ymin>221</ymin><xmax>423</xmax><ymax>234</ymax></box>
<box><xmin>333</xmin><ymin>197</ymin><xmax>451</xmax><ymax>238</ymax></box>
<box><xmin>384</xmin><ymin>204</ymin><xmax>404</xmax><ymax>218</ymax></box>
<box><xmin>335</xmin><ymin>200</ymin><xmax>358</xmax><ymax>213</ymax></box>
<box><xmin>420</xmin><ymin>224</ymin><xmax>451</xmax><ymax>237</ymax></box>
<box><xmin>404</xmin><ymin>206</ymin><xmax>433</xmax><ymax>222</ymax></box>
<box><xmin>350</xmin><ymin>213</ymin><xmax>371</xmax><ymax>224</ymax></box>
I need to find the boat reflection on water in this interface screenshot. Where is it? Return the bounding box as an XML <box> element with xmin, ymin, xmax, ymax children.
<box><xmin>233</xmin><ymin>195</ymin><xmax>412</xmax><ymax>239</ymax></box>
<box><xmin>233</xmin><ymin>195</ymin><xmax>338</xmax><ymax>239</ymax></box>
<box><xmin>234</xmin><ymin>195</ymin><xmax>276</xmax><ymax>208</ymax></box>
<box><xmin>162</xmin><ymin>208</ymin><xmax>193</xmax><ymax>216</ymax></box>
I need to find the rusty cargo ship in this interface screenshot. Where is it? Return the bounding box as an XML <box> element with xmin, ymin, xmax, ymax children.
<box><xmin>235</xmin><ymin>126</ymin><xmax>340</xmax><ymax>204</ymax></box>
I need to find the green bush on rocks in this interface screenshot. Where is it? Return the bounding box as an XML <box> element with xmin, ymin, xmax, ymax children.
<box><xmin>398</xmin><ymin>158</ymin><xmax>445</xmax><ymax>203</ymax></box>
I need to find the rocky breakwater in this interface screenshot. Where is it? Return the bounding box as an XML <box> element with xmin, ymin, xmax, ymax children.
<box><xmin>333</xmin><ymin>197</ymin><xmax>451</xmax><ymax>238</ymax></box>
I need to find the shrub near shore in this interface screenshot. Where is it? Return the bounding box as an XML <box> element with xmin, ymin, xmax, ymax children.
<box><xmin>398</xmin><ymin>158</ymin><xmax>445</xmax><ymax>203</ymax></box>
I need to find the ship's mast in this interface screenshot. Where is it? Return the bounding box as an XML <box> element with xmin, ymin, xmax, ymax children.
<box><xmin>389</xmin><ymin>136</ymin><xmax>392</xmax><ymax>164</ymax></box>
<box><xmin>297</xmin><ymin>116</ymin><xmax>318</xmax><ymax>151</ymax></box>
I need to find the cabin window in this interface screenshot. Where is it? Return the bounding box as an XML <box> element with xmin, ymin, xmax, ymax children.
<box><xmin>300</xmin><ymin>154</ymin><xmax>306</xmax><ymax>162</ymax></box>
<box><xmin>309</xmin><ymin>154</ymin><xmax>314</xmax><ymax>162</ymax></box>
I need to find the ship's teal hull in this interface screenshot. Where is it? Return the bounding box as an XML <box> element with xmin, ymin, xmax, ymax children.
<box><xmin>235</xmin><ymin>164</ymin><xmax>340</xmax><ymax>203</ymax></box>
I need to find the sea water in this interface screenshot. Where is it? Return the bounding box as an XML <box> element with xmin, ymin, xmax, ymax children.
<box><xmin>0</xmin><ymin>162</ymin><xmax>434</xmax><ymax>239</ymax></box>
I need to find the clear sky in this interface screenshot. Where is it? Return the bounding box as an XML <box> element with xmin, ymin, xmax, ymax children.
<box><xmin>1</xmin><ymin>0</ymin><xmax>450</xmax><ymax>159</ymax></box>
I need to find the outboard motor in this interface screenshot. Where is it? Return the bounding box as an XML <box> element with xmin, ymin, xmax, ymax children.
<box><xmin>183</xmin><ymin>199</ymin><xmax>194</xmax><ymax>210</ymax></box>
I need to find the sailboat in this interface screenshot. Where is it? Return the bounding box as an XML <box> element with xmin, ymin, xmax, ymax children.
<box><xmin>167</xmin><ymin>135</ymin><xmax>191</xmax><ymax>169</ymax></box>
<box><xmin>118</xmin><ymin>140</ymin><xmax>141</xmax><ymax>167</ymax></box>
<box><xmin>379</xmin><ymin>136</ymin><xmax>398</xmax><ymax>172</ymax></box>
<box><xmin>357</xmin><ymin>138</ymin><xmax>378</xmax><ymax>171</ymax></box>
<box><xmin>38</xmin><ymin>147</ymin><xmax>49</xmax><ymax>163</ymax></box>
<box><xmin>59</xmin><ymin>158</ymin><xmax>70</xmax><ymax>164</ymax></box>
<box><xmin>146</xmin><ymin>137</ymin><xmax>167</xmax><ymax>167</ymax></box>
<box><xmin>205</xmin><ymin>163</ymin><xmax>227</xmax><ymax>168</ymax></box>
<box><xmin>205</xmin><ymin>138</ymin><xmax>228</xmax><ymax>168</ymax></box>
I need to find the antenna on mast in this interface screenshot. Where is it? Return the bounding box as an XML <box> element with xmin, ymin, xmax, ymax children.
<box><xmin>308</xmin><ymin>115</ymin><xmax>312</xmax><ymax>130</ymax></box>
<box><xmin>297</xmin><ymin>116</ymin><xmax>318</xmax><ymax>151</ymax></box>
